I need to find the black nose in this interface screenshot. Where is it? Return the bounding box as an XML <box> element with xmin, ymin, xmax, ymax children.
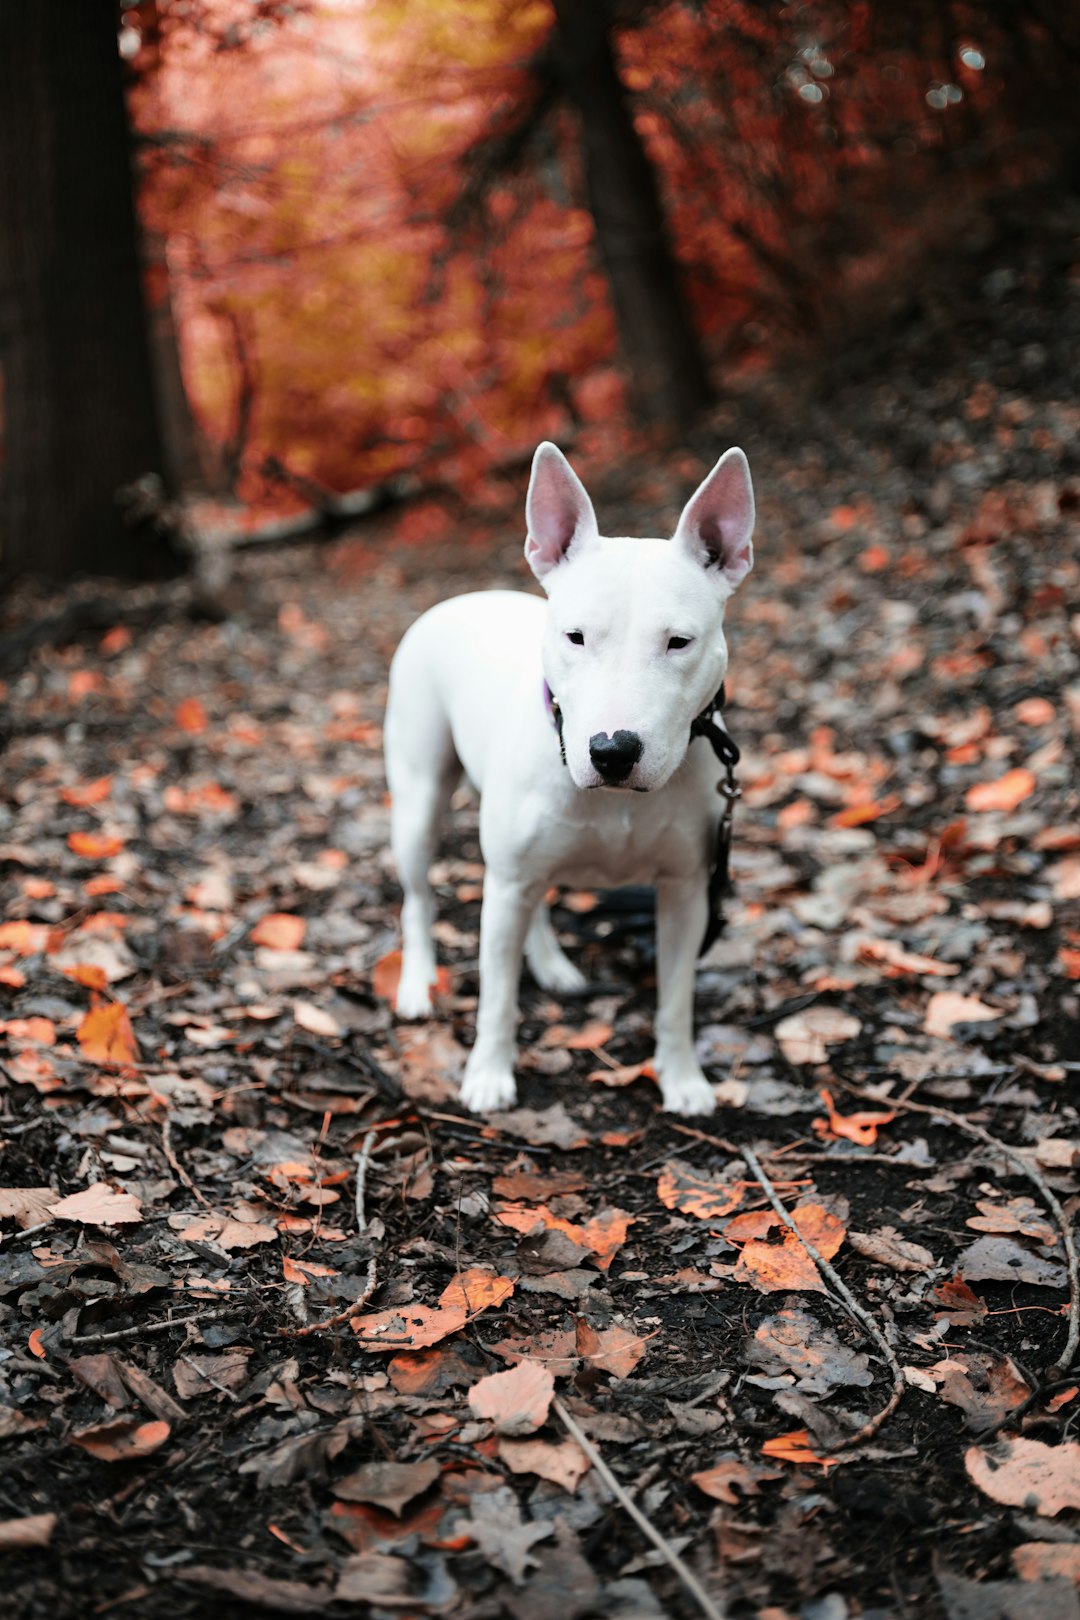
<box><xmin>589</xmin><ymin>730</ymin><xmax>643</xmax><ymax>782</ymax></box>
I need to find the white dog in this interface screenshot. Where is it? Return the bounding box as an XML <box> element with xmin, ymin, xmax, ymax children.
<box><xmin>384</xmin><ymin>442</ymin><xmax>754</xmax><ymax>1115</ymax></box>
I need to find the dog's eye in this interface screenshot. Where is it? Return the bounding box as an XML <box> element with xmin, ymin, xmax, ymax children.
<box><xmin>566</xmin><ymin>630</ymin><xmax>585</xmax><ymax>647</ymax></box>
<box><xmin>667</xmin><ymin>635</ymin><xmax>692</xmax><ymax>651</ymax></box>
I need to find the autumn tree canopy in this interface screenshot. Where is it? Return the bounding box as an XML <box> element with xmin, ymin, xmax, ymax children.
<box><xmin>1</xmin><ymin>0</ymin><xmax>1078</xmax><ymax>574</ymax></box>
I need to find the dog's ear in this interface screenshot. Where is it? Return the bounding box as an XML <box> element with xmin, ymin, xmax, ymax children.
<box><xmin>672</xmin><ymin>447</ymin><xmax>754</xmax><ymax>590</ymax></box>
<box><xmin>525</xmin><ymin>443</ymin><xmax>598</xmax><ymax>581</ymax></box>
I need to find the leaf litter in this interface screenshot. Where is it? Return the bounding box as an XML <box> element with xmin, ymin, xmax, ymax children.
<box><xmin>2</xmin><ymin>226</ymin><xmax>1080</xmax><ymax>1618</ymax></box>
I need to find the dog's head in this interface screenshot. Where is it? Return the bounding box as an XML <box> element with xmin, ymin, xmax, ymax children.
<box><xmin>525</xmin><ymin>442</ymin><xmax>754</xmax><ymax>793</ymax></box>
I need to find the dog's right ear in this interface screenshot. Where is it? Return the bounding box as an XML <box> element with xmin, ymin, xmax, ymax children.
<box><xmin>525</xmin><ymin>443</ymin><xmax>598</xmax><ymax>581</ymax></box>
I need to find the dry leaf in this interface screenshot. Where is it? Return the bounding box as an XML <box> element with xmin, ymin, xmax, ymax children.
<box><xmin>332</xmin><ymin>1458</ymin><xmax>440</xmax><ymax>1517</ymax></box>
<box><xmin>77</xmin><ymin>1002</ymin><xmax>140</xmax><ymax>1065</ymax></box>
<box><xmin>251</xmin><ymin>913</ymin><xmax>307</xmax><ymax>950</ymax></box>
<box><xmin>467</xmin><ymin>1360</ymin><xmax>555</xmax><ymax>1436</ymax></box>
<box><xmin>1012</xmin><ymin>1543</ymin><xmax>1080</xmax><ymax>1583</ymax></box>
<box><xmin>965</xmin><ymin>768</ymin><xmax>1036</xmax><ymax>812</ymax></box>
<box><xmin>48</xmin><ymin>1184</ymin><xmax>143</xmax><ymax>1227</ymax></box>
<box><xmin>965</xmin><ymin>1438</ymin><xmax>1080</xmax><ymax>1516</ymax></box>
<box><xmin>575</xmin><ymin>1320</ymin><xmax>648</xmax><ymax>1378</ymax></box>
<box><xmin>438</xmin><ymin>1269</ymin><xmax>514</xmax><ymax>1314</ymax></box>
<box><xmin>175</xmin><ymin>697</ymin><xmax>208</xmax><ymax>734</ymax></box>
<box><xmin>67</xmin><ymin>831</ymin><xmax>125</xmax><ymax>859</ymax></box>
<box><xmin>0</xmin><ymin>1187</ymin><xmax>56</xmax><ymax>1228</ymax></box>
<box><xmin>856</xmin><ymin>938</ymin><xmax>959</xmax><ymax>978</ymax></box>
<box><xmin>848</xmin><ymin>1228</ymin><xmax>935</xmax><ymax>1273</ymax></box>
<box><xmin>176</xmin><ymin>1214</ymin><xmax>277</xmax><ymax>1251</ymax></box>
<box><xmin>350</xmin><ymin>1303</ymin><xmax>467</xmax><ymax>1351</ymax></box>
<box><xmin>733</xmin><ymin>1202</ymin><xmax>845</xmax><ymax>1295</ymax></box>
<box><xmin>690</xmin><ymin>1456</ymin><xmax>782</xmax><ymax>1503</ymax></box>
<box><xmin>540</xmin><ymin>1021</ymin><xmax>613</xmax><ymax>1050</ymax></box>
<box><xmin>814</xmin><ymin>1088</ymin><xmax>895</xmax><ymax>1146</ymax></box>
<box><xmin>924</xmin><ymin>991</ymin><xmax>1001</xmax><ymax>1038</ymax></box>
<box><xmin>0</xmin><ymin>1514</ymin><xmax>58</xmax><ymax>1551</ymax></box>
<box><xmin>775</xmin><ymin>1007</ymin><xmax>860</xmax><ymax>1065</ymax></box>
<box><xmin>760</xmin><ymin>1429</ymin><xmax>839</xmax><ymax>1469</ymax></box>
<box><xmin>498</xmin><ymin>1437</ymin><xmax>589</xmax><ymax>1491</ymax></box>
<box><xmin>71</xmin><ymin>1417</ymin><xmax>170</xmax><ymax>1461</ymax></box>
<box><xmin>292</xmin><ymin>1001</ymin><xmax>341</xmax><ymax>1038</ymax></box>
<box><xmin>657</xmin><ymin>1161</ymin><xmax>749</xmax><ymax>1221</ymax></box>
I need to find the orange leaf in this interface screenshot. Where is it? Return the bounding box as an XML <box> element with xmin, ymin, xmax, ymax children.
<box><xmin>22</xmin><ymin>878</ymin><xmax>56</xmax><ymax>899</ymax></box>
<box><xmin>350</xmin><ymin>1303</ymin><xmax>466</xmax><ymax>1351</ymax></box>
<box><xmin>0</xmin><ymin>1017</ymin><xmax>56</xmax><ymax>1047</ymax></box>
<box><xmin>61</xmin><ymin>776</ymin><xmax>113</xmax><ymax>807</ymax></box>
<box><xmin>28</xmin><ymin>1328</ymin><xmax>47</xmax><ymax>1360</ymax></box>
<box><xmin>250</xmin><ymin>913</ymin><xmax>307</xmax><ymax>951</ymax></box>
<box><xmin>84</xmin><ymin>875</ymin><xmax>124</xmax><ymax>897</ymax></box>
<box><xmin>733</xmin><ymin>1202</ymin><xmax>845</xmax><ymax>1294</ymax></box>
<box><xmin>813</xmin><ymin>1088</ymin><xmax>895</xmax><ymax>1147</ymax></box>
<box><xmin>965</xmin><ymin>768</ymin><xmax>1035</xmax><ymax>813</ymax></box>
<box><xmin>372</xmin><ymin>949</ymin><xmax>452</xmax><ymax>1005</ymax></box>
<box><xmin>438</xmin><ymin>1269</ymin><xmax>515</xmax><ymax>1314</ymax></box>
<box><xmin>175</xmin><ymin>698</ymin><xmax>208</xmax><ymax>734</ymax></box>
<box><xmin>761</xmin><ymin>1429</ymin><xmax>839</xmax><ymax>1470</ymax></box>
<box><xmin>71</xmin><ymin>1418</ymin><xmax>170</xmax><ymax>1461</ymax></box>
<box><xmin>0</xmin><ymin>965</ymin><xmax>25</xmax><ymax>988</ymax></box>
<box><xmin>77</xmin><ymin>1003</ymin><xmax>140</xmax><ymax>1066</ymax></box>
<box><xmin>1014</xmin><ymin>698</ymin><xmax>1055</xmax><ymax>726</ymax></box>
<box><xmin>67</xmin><ymin>831</ymin><xmax>124</xmax><ymax>860</ymax></box>
<box><xmin>281</xmin><ymin>1256</ymin><xmax>338</xmax><ymax>1285</ymax></box>
<box><xmin>587</xmin><ymin>1061</ymin><xmax>656</xmax><ymax>1088</ymax></box>
<box><xmin>540</xmin><ymin>1021</ymin><xmax>613</xmax><ymax>1050</ymax></box>
<box><xmin>0</xmin><ymin>921</ymin><xmax>54</xmax><ymax>956</ymax></box>
<box><xmin>63</xmin><ymin>963</ymin><xmax>110</xmax><ymax>991</ymax></box>
<box><xmin>1059</xmin><ymin>948</ymin><xmax>1080</xmax><ymax>981</ymax></box>
<box><xmin>657</xmin><ymin>1161</ymin><xmax>750</xmax><ymax>1221</ymax></box>
<box><xmin>48</xmin><ymin>1184</ymin><xmax>143</xmax><ymax>1225</ymax></box>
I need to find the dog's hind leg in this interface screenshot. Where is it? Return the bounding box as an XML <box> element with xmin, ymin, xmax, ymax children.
<box><xmin>385</xmin><ymin>678</ymin><xmax>460</xmax><ymax>1020</ymax></box>
<box><xmin>524</xmin><ymin>903</ymin><xmax>587</xmax><ymax>994</ymax></box>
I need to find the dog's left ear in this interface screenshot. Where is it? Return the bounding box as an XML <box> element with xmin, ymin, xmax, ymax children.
<box><xmin>525</xmin><ymin>442</ymin><xmax>599</xmax><ymax>581</ymax></box>
<box><xmin>672</xmin><ymin>447</ymin><xmax>754</xmax><ymax>591</ymax></box>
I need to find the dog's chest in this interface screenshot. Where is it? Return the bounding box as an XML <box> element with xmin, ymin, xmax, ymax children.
<box><xmin>534</xmin><ymin>781</ymin><xmax>709</xmax><ymax>887</ymax></box>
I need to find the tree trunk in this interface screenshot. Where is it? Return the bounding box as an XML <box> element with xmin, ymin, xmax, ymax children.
<box><xmin>551</xmin><ymin>0</ymin><xmax>712</xmax><ymax>429</ymax></box>
<box><xmin>0</xmin><ymin>4</ymin><xmax>177</xmax><ymax>579</ymax></box>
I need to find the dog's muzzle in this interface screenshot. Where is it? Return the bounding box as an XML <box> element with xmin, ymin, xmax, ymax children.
<box><xmin>588</xmin><ymin>730</ymin><xmax>643</xmax><ymax>784</ymax></box>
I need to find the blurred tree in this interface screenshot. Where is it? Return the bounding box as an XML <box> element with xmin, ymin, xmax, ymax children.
<box><xmin>0</xmin><ymin>5</ymin><xmax>175</xmax><ymax>579</ymax></box>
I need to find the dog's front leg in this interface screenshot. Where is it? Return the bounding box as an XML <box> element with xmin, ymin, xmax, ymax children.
<box><xmin>459</xmin><ymin>874</ymin><xmax>541</xmax><ymax>1113</ymax></box>
<box><xmin>653</xmin><ymin>876</ymin><xmax>715</xmax><ymax>1115</ymax></box>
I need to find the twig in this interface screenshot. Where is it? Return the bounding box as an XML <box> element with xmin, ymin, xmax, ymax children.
<box><xmin>839</xmin><ymin>1083</ymin><xmax>1079</xmax><ymax>1373</ymax></box>
<box><xmin>666</xmin><ymin>1121</ymin><xmax>740</xmax><ymax>1153</ymax></box>
<box><xmin>281</xmin><ymin>1255</ymin><xmax>377</xmax><ymax>1339</ymax></box>
<box><xmin>161</xmin><ymin>1117</ymin><xmax>212</xmax><ymax>1210</ymax></box>
<box><xmin>552</xmin><ymin>1397</ymin><xmax>726</xmax><ymax>1620</ymax></box>
<box><xmin>354</xmin><ymin>1131</ymin><xmax>377</xmax><ymax>1234</ymax></box>
<box><xmin>740</xmin><ymin>1146</ymin><xmax>905</xmax><ymax>1447</ymax></box>
<box><xmin>69</xmin><ymin>1307</ymin><xmax>237</xmax><ymax>1346</ymax></box>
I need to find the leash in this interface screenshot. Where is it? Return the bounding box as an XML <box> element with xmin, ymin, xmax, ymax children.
<box><xmin>542</xmin><ymin>678</ymin><xmax>740</xmax><ymax>956</ymax></box>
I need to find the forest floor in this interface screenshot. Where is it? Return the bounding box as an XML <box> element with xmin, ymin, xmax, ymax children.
<box><xmin>1</xmin><ymin>197</ymin><xmax>1080</xmax><ymax>1620</ymax></box>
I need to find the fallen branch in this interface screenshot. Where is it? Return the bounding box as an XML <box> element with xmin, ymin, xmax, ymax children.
<box><xmin>281</xmin><ymin>1255</ymin><xmax>377</xmax><ymax>1339</ymax></box>
<box><xmin>840</xmin><ymin>1083</ymin><xmax>1079</xmax><ymax>1373</ymax></box>
<box><xmin>354</xmin><ymin>1130</ymin><xmax>378</xmax><ymax>1235</ymax></box>
<box><xmin>553</xmin><ymin>1396</ymin><xmax>727</xmax><ymax>1620</ymax></box>
<box><xmin>740</xmin><ymin>1145</ymin><xmax>905</xmax><ymax>1447</ymax></box>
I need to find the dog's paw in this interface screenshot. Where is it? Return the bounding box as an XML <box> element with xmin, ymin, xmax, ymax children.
<box><xmin>460</xmin><ymin>1062</ymin><xmax>518</xmax><ymax>1114</ymax></box>
<box><xmin>395</xmin><ymin>966</ymin><xmax>435</xmax><ymax>1021</ymax></box>
<box><xmin>528</xmin><ymin>949</ymin><xmax>588</xmax><ymax>995</ymax></box>
<box><xmin>659</xmin><ymin>1069</ymin><xmax>717</xmax><ymax>1117</ymax></box>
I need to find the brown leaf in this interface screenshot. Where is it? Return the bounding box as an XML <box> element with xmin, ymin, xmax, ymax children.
<box><xmin>1012</xmin><ymin>1543</ymin><xmax>1080</xmax><ymax>1584</ymax></box>
<box><xmin>491</xmin><ymin>1168</ymin><xmax>587</xmax><ymax>1201</ymax></box>
<box><xmin>733</xmin><ymin>1203</ymin><xmax>845</xmax><ymax>1295</ymax></box>
<box><xmin>386</xmin><ymin>1341</ymin><xmax>487</xmax><ymax>1396</ymax></box>
<box><xmin>467</xmin><ymin>1360</ymin><xmax>555</xmax><ymax>1436</ymax></box>
<box><xmin>775</xmin><ymin>1008</ymin><xmax>860</xmax><ymax>1065</ymax></box>
<box><xmin>575</xmin><ymin>1320</ymin><xmax>648</xmax><ymax>1378</ymax></box>
<box><xmin>958</xmin><ymin>1235</ymin><xmax>1066</xmax><ymax>1290</ymax></box>
<box><xmin>690</xmin><ymin>1455</ymin><xmax>783</xmax><ymax>1504</ymax></box>
<box><xmin>332</xmin><ymin>1457</ymin><xmax>441</xmax><ymax>1517</ymax></box>
<box><xmin>0</xmin><ymin>1514</ymin><xmax>57</xmax><ymax>1551</ymax></box>
<box><xmin>924</xmin><ymin>991</ymin><xmax>1002</xmax><ymax>1038</ymax></box>
<box><xmin>250</xmin><ymin>913</ymin><xmax>307</xmax><ymax>951</ymax></box>
<box><xmin>540</xmin><ymin>1021</ymin><xmax>613</xmax><ymax>1051</ymax></box>
<box><xmin>498</xmin><ymin>1437</ymin><xmax>589</xmax><ymax>1492</ymax></box>
<box><xmin>848</xmin><ymin>1227</ymin><xmax>935</xmax><ymax>1273</ymax></box>
<box><xmin>965</xmin><ymin>1437</ymin><xmax>1080</xmax><ymax>1515</ymax></box>
<box><xmin>0</xmin><ymin>1187</ymin><xmax>56</xmax><ymax>1228</ymax></box>
<box><xmin>292</xmin><ymin>1001</ymin><xmax>341</xmax><ymax>1038</ymax></box>
<box><xmin>180</xmin><ymin>1565</ymin><xmax>332</xmax><ymax>1613</ymax></box>
<box><xmin>48</xmin><ymin>1184</ymin><xmax>142</xmax><ymax>1227</ymax></box>
<box><xmin>70</xmin><ymin>1417</ymin><xmax>170</xmax><ymax>1461</ymax></box>
<box><xmin>173</xmin><ymin>1350</ymin><xmax>252</xmax><ymax>1399</ymax></box>
<box><xmin>175</xmin><ymin>1214</ymin><xmax>276</xmax><ymax>1251</ymax></box>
